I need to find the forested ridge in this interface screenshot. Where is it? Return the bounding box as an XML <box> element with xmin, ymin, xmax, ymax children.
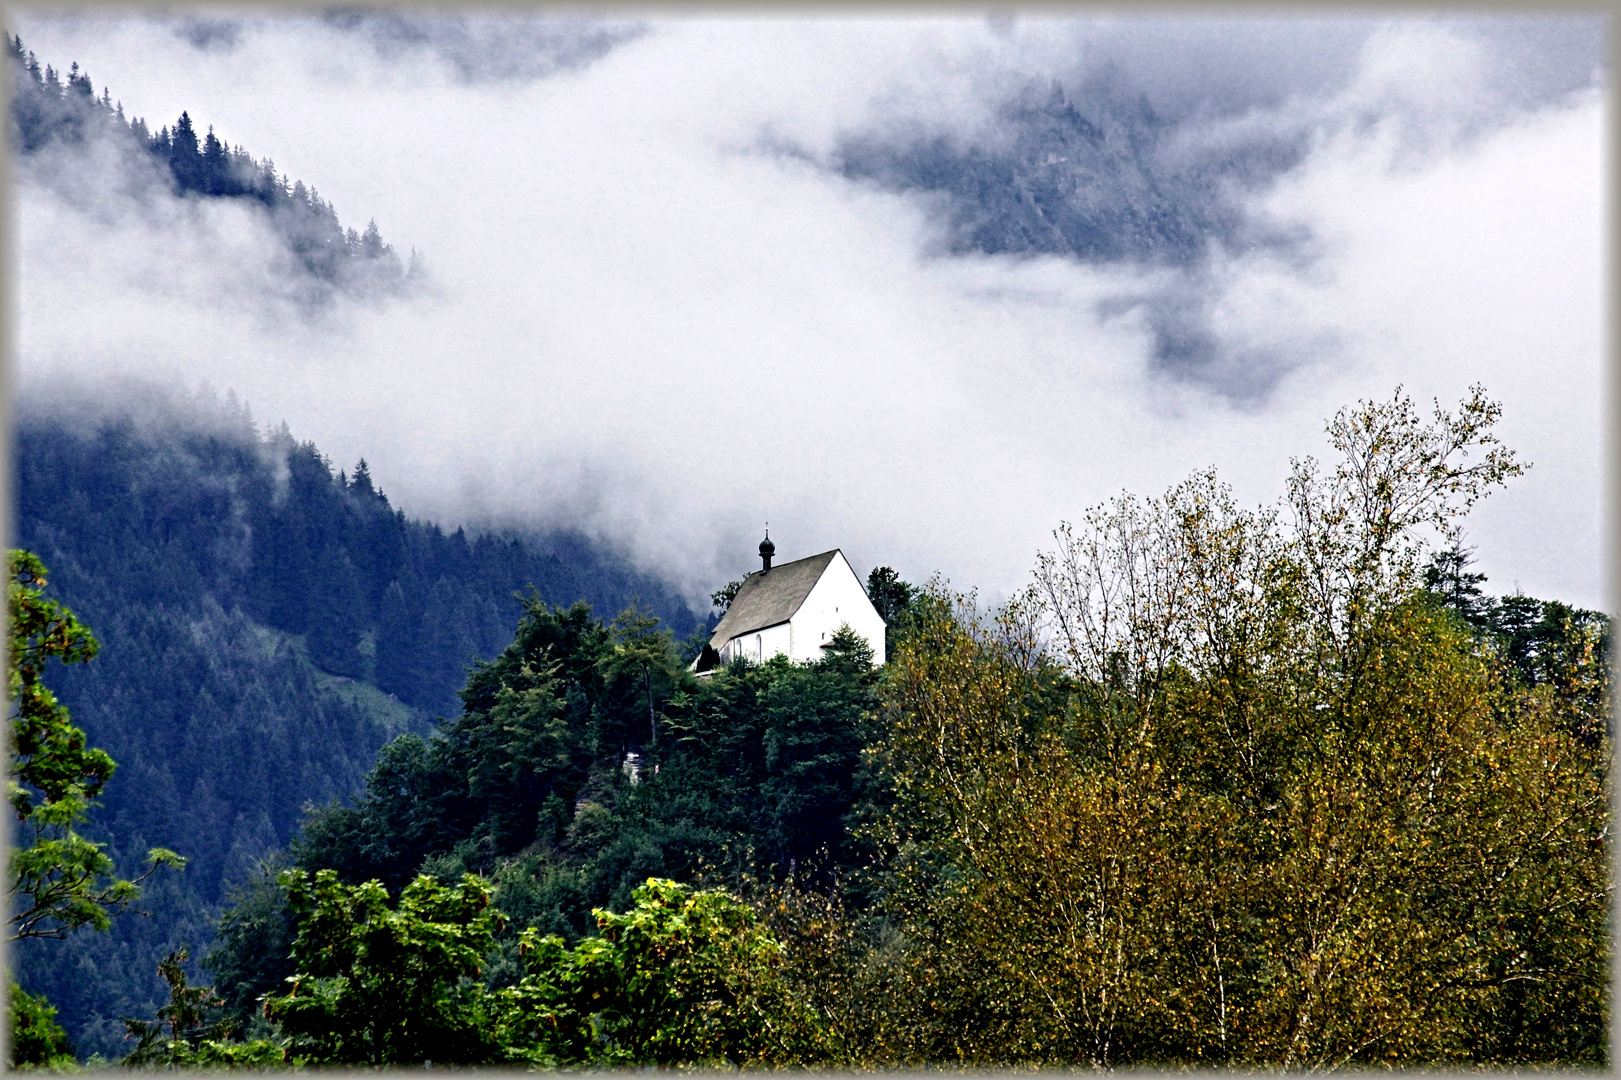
<box><xmin>6</xmin><ymin>29</ymin><xmax>1607</xmax><ymax>1072</ymax></box>
<box><xmin>8</xmin><ymin>386</ymin><xmax>1609</xmax><ymax>1068</ymax></box>
<box><xmin>9</xmin><ymin>386</ymin><xmax>702</xmax><ymax>1058</ymax></box>
<box><xmin>8</xmin><ymin>34</ymin><xmax>409</xmax><ymax>296</ymax></box>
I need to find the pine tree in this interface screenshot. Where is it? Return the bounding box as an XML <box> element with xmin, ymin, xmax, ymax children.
<box><xmin>168</xmin><ymin>111</ymin><xmax>202</xmax><ymax>192</ymax></box>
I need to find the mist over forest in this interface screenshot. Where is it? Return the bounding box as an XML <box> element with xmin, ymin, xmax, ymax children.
<box><xmin>9</xmin><ymin>34</ymin><xmax>412</xmax><ymax>307</ymax></box>
<box><xmin>10</xmin><ymin>13</ymin><xmax>1606</xmax><ymax>610</ymax></box>
<box><xmin>11</xmin><ymin>378</ymin><xmax>708</xmax><ymax>1056</ymax></box>
<box><xmin>5</xmin><ymin>13</ymin><xmax>1610</xmax><ymax>1070</ymax></box>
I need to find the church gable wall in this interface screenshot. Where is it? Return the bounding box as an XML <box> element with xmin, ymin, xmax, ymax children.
<box><xmin>789</xmin><ymin>552</ymin><xmax>885</xmax><ymax>667</ymax></box>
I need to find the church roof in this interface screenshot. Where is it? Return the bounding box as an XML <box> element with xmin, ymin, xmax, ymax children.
<box><xmin>709</xmin><ymin>549</ymin><xmax>840</xmax><ymax>644</ymax></box>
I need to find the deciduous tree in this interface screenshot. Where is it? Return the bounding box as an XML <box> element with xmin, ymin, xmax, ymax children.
<box><xmin>869</xmin><ymin>389</ymin><xmax>1607</xmax><ymax>1067</ymax></box>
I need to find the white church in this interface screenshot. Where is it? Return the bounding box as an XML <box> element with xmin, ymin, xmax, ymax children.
<box><xmin>693</xmin><ymin>533</ymin><xmax>885</xmax><ymax>673</ymax></box>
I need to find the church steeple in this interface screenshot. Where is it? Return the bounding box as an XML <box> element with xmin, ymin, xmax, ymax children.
<box><xmin>759</xmin><ymin>527</ymin><xmax>775</xmax><ymax>573</ymax></box>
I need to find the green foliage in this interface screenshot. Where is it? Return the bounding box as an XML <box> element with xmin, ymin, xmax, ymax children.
<box><xmin>1424</xmin><ymin>543</ymin><xmax>1610</xmax><ymax>743</ymax></box>
<box><xmin>865</xmin><ymin>566</ymin><xmax>913</xmax><ymax>624</ymax></box>
<box><xmin>13</xmin><ymin>391</ymin><xmax>699</xmax><ymax>1055</ymax></box>
<box><xmin>248</xmin><ymin>870</ymin><xmax>814</xmax><ymax>1067</ymax></box>
<box><xmin>289</xmin><ymin>598</ymin><xmax>609</xmax><ymax>891</ymax></box>
<box><xmin>285</xmin><ymin>592</ymin><xmax>881</xmax><ymax>910</ymax></box>
<box><xmin>598</xmin><ymin>603</ymin><xmax>677</xmax><ymax>747</ymax></box>
<box><xmin>7</xmin><ymin>550</ymin><xmax>183</xmax><ymax>945</ymax></box>
<box><xmin>710</xmin><ymin>578</ymin><xmax>744</xmax><ymax>615</ymax></box>
<box><xmin>1424</xmin><ymin>539</ymin><xmax>1490</xmax><ymax>625</ymax></box>
<box><xmin>866</xmin><ymin>566</ymin><xmax>915</xmax><ymax>661</ymax></box>
<box><xmin>8</xmin><ymin>550</ymin><xmax>105</xmax><ymax>814</ymax></box>
<box><xmin>204</xmin><ymin>587</ymin><xmax>885</xmax><ymax>1066</ymax></box>
<box><xmin>200</xmin><ymin>855</ymin><xmax>297</xmax><ymax>1029</ymax></box>
<box><xmin>501</xmin><ymin>877</ymin><xmax>822</xmax><ymax>1066</ymax></box>
<box><xmin>120</xmin><ymin>947</ymin><xmax>283</xmax><ymax>1068</ymax></box>
<box><xmin>264</xmin><ymin>869</ymin><xmax>502</xmax><ymax>1065</ymax></box>
<box><xmin>8</xmin><ymin>983</ymin><xmax>75</xmax><ymax>1070</ymax></box>
<box><xmin>861</xmin><ymin>388</ymin><xmax>1607</xmax><ymax>1067</ymax></box>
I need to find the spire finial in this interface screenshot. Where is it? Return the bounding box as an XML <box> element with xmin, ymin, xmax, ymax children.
<box><xmin>759</xmin><ymin>524</ymin><xmax>775</xmax><ymax>573</ymax></box>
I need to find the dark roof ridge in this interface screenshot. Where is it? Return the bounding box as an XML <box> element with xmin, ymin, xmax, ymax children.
<box><xmin>709</xmin><ymin>548</ymin><xmax>842</xmax><ymax>644</ymax></box>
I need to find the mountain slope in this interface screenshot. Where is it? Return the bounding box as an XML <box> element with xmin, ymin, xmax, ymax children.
<box><xmin>11</xmin><ymin>384</ymin><xmax>702</xmax><ymax>1057</ymax></box>
<box><xmin>9</xmin><ymin>33</ymin><xmax>409</xmax><ymax>298</ymax></box>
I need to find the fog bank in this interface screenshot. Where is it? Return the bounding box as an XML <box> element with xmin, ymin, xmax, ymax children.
<box><xmin>11</xmin><ymin>13</ymin><xmax>1608</xmax><ymax>610</ymax></box>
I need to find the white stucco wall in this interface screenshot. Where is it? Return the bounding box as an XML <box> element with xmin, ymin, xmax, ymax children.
<box><xmin>787</xmin><ymin>552</ymin><xmax>885</xmax><ymax>668</ymax></box>
<box><xmin>719</xmin><ymin>620</ymin><xmax>792</xmax><ymax>665</ymax></box>
<box><xmin>715</xmin><ymin>550</ymin><xmax>885</xmax><ymax>670</ymax></box>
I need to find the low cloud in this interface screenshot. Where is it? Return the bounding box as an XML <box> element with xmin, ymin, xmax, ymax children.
<box><xmin>162</xmin><ymin>10</ymin><xmax>645</xmax><ymax>82</ymax></box>
<box><xmin>10</xmin><ymin>14</ymin><xmax>1608</xmax><ymax>613</ymax></box>
<box><xmin>314</xmin><ymin>10</ymin><xmax>646</xmax><ymax>85</ymax></box>
<box><xmin>819</xmin><ymin>17</ymin><xmax>1603</xmax><ymax>397</ymax></box>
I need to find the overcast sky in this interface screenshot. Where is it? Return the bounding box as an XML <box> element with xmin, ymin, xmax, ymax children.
<box><xmin>9</xmin><ymin>11</ymin><xmax>1610</xmax><ymax>611</ymax></box>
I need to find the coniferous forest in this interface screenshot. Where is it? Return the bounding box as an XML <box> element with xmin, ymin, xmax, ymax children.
<box><xmin>10</xmin><ymin>386</ymin><xmax>702</xmax><ymax>1058</ymax></box>
<box><xmin>8</xmin><ymin>31</ymin><xmax>1611</xmax><ymax>1073</ymax></box>
<box><xmin>11</xmin><ymin>382</ymin><xmax>1610</xmax><ymax>1068</ymax></box>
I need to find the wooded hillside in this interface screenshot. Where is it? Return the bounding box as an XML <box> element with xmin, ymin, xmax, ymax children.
<box><xmin>14</xmin><ymin>386</ymin><xmax>1604</xmax><ymax>1068</ymax></box>
<box><xmin>10</xmin><ymin>385</ymin><xmax>700</xmax><ymax>1057</ymax></box>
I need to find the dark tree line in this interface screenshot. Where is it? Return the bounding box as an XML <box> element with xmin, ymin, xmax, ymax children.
<box><xmin>205</xmin><ymin>600</ymin><xmax>890</xmax><ymax>1036</ymax></box>
<box><xmin>10</xmin><ymin>378</ymin><xmax>1604</xmax><ymax>1068</ymax></box>
<box><xmin>8</xmin><ymin>34</ymin><xmax>409</xmax><ymax>292</ymax></box>
<box><xmin>17</xmin><ymin>390</ymin><xmax>698</xmax><ymax>716</ymax></box>
<box><xmin>1424</xmin><ymin>541</ymin><xmax>1610</xmax><ymax>742</ymax></box>
<box><xmin>10</xmin><ymin>385</ymin><xmax>701</xmax><ymax>1057</ymax></box>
